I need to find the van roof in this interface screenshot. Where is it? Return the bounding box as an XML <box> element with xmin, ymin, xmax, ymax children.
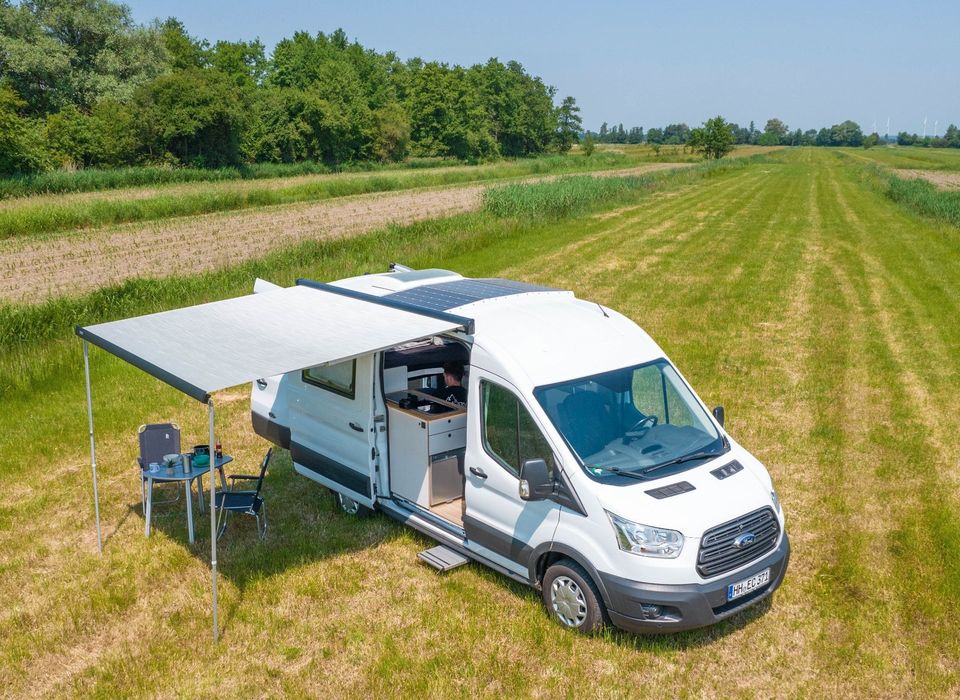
<box><xmin>332</xmin><ymin>268</ymin><xmax>665</xmax><ymax>387</ymax></box>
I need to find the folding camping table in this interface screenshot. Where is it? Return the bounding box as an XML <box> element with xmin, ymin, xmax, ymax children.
<box><xmin>143</xmin><ymin>455</ymin><xmax>232</xmax><ymax>544</ymax></box>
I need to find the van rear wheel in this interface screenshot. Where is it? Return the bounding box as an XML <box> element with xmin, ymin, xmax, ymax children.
<box><xmin>330</xmin><ymin>489</ymin><xmax>371</xmax><ymax>518</ymax></box>
<box><xmin>542</xmin><ymin>559</ymin><xmax>606</xmax><ymax>634</ymax></box>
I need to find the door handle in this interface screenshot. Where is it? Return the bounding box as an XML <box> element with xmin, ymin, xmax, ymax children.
<box><xmin>349</xmin><ymin>422</ymin><xmax>364</xmax><ymax>433</ymax></box>
<box><xmin>469</xmin><ymin>466</ymin><xmax>488</xmax><ymax>479</ymax></box>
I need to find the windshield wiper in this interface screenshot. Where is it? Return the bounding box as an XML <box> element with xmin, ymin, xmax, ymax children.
<box><xmin>639</xmin><ymin>448</ymin><xmax>726</xmax><ymax>475</ymax></box>
<box><xmin>585</xmin><ymin>464</ymin><xmax>649</xmax><ymax>481</ymax></box>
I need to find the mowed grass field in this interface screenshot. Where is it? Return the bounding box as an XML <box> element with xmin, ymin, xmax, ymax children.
<box><xmin>1</xmin><ymin>148</ymin><xmax>959</xmax><ymax>697</ymax></box>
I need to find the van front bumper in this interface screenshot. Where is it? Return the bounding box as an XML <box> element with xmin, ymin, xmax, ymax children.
<box><xmin>599</xmin><ymin>533</ymin><xmax>790</xmax><ymax>634</ymax></box>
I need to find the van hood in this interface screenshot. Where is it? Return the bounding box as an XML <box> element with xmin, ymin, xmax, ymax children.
<box><xmin>592</xmin><ymin>446</ymin><xmax>777</xmax><ymax>539</ymax></box>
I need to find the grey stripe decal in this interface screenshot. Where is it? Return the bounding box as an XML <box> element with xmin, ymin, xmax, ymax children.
<box><xmin>291</xmin><ymin>440</ymin><xmax>371</xmax><ymax>498</ymax></box>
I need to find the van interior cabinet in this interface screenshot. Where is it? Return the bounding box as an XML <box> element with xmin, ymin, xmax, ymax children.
<box><xmin>387</xmin><ymin>397</ymin><xmax>466</xmax><ymax>517</ymax></box>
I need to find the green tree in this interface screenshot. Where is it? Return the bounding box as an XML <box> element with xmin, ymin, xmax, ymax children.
<box><xmin>830</xmin><ymin>120</ymin><xmax>863</xmax><ymax>146</ymax></box>
<box><xmin>0</xmin><ymin>83</ymin><xmax>48</xmax><ymax>174</ymax></box>
<box><xmin>663</xmin><ymin>123</ymin><xmax>690</xmax><ymax>144</ymax></box>
<box><xmin>762</xmin><ymin>118</ymin><xmax>788</xmax><ymax>145</ymax></box>
<box><xmin>944</xmin><ymin>124</ymin><xmax>960</xmax><ymax>148</ymax></box>
<box><xmin>210</xmin><ymin>40</ymin><xmax>267</xmax><ymax>88</ymax></box>
<box><xmin>369</xmin><ymin>101</ymin><xmax>410</xmax><ymax>162</ymax></box>
<box><xmin>159</xmin><ymin>17</ymin><xmax>208</xmax><ymax>70</ymax></box>
<box><xmin>688</xmin><ymin>115</ymin><xmax>736</xmax><ymax>159</ymax></box>
<box><xmin>581</xmin><ymin>133</ymin><xmax>595</xmax><ymax>156</ymax></box>
<box><xmin>134</xmin><ymin>69</ymin><xmax>246</xmax><ymax>166</ymax></box>
<box><xmin>0</xmin><ymin>0</ymin><xmax>169</xmax><ymax>115</ymax></box>
<box><xmin>553</xmin><ymin>95</ymin><xmax>581</xmax><ymax>152</ymax></box>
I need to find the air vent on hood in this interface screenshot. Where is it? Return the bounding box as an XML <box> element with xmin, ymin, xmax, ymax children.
<box><xmin>644</xmin><ymin>481</ymin><xmax>695</xmax><ymax>499</ymax></box>
<box><xmin>710</xmin><ymin>460</ymin><xmax>743</xmax><ymax>480</ymax></box>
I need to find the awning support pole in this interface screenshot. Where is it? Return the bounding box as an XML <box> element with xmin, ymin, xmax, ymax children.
<box><xmin>208</xmin><ymin>399</ymin><xmax>219</xmax><ymax>641</ymax></box>
<box><xmin>83</xmin><ymin>340</ymin><xmax>103</xmax><ymax>554</ymax></box>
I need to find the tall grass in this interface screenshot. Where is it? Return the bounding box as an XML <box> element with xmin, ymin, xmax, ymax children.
<box><xmin>482</xmin><ymin>156</ymin><xmax>762</xmax><ymax>219</ymax></box>
<box><xmin>0</xmin><ymin>151</ymin><xmax>646</xmax><ymax>202</ymax></box>
<box><xmin>884</xmin><ymin>174</ymin><xmax>960</xmax><ymax>227</ymax></box>
<box><xmin>0</xmin><ymin>152</ymin><xmax>642</xmax><ymax>239</ymax></box>
<box><xmin>0</xmin><ymin>158</ymin><xmax>469</xmax><ymax>200</ymax></box>
<box><xmin>847</xmin><ymin>154</ymin><xmax>960</xmax><ymax>227</ymax></box>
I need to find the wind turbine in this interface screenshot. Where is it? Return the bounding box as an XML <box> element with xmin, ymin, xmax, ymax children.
<box><xmin>923</xmin><ymin>116</ymin><xmax>928</xmax><ymax>139</ymax></box>
<box><xmin>886</xmin><ymin>116</ymin><xmax>890</xmax><ymax>141</ymax></box>
<box><xmin>934</xmin><ymin>120</ymin><xmax>939</xmax><ymax>138</ymax></box>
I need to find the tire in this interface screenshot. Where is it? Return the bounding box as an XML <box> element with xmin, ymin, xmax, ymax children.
<box><xmin>330</xmin><ymin>489</ymin><xmax>372</xmax><ymax>518</ymax></box>
<box><xmin>542</xmin><ymin>558</ymin><xmax>607</xmax><ymax>634</ymax></box>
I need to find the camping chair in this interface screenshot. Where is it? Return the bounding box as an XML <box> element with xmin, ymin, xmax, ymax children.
<box><xmin>137</xmin><ymin>423</ymin><xmax>183</xmax><ymax>511</ymax></box>
<box><xmin>215</xmin><ymin>448</ymin><xmax>272</xmax><ymax>540</ymax></box>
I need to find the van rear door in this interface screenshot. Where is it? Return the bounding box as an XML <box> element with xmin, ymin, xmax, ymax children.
<box><xmin>290</xmin><ymin>355</ymin><xmax>376</xmax><ymax>507</ymax></box>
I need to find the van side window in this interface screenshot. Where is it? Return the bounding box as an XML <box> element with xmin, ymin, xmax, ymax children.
<box><xmin>481</xmin><ymin>380</ymin><xmax>555</xmax><ymax>478</ymax></box>
<box><xmin>303</xmin><ymin>360</ymin><xmax>356</xmax><ymax>399</ymax></box>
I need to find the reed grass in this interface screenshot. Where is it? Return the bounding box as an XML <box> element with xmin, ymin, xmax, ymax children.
<box><xmin>0</xmin><ymin>152</ymin><xmax>643</xmax><ymax>239</ymax></box>
<box><xmin>482</xmin><ymin>156</ymin><xmax>762</xmax><ymax>219</ymax></box>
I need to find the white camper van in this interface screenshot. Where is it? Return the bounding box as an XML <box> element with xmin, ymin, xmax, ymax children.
<box><xmin>251</xmin><ymin>267</ymin><xmax>789</xmax><ymax>634</ymax></box>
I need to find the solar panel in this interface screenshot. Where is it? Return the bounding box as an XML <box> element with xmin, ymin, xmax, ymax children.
<box><xmin>386</xmin><ymin>278</ymin><xmax>556</xmax><ymax>312</ymax></box>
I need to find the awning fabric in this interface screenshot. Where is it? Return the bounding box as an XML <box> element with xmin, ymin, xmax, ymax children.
<box><xmin>76</xmin><ymin>285</ymin><xmax>463</xmax><ymax>402</ymax></box>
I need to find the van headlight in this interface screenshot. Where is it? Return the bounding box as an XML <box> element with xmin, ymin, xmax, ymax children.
<box><xmin>771</xmin><ymin>488</ymin><xmax>781</xmax><ymax>513</ymax></box>
<box><xmin>605</xmin><ymin>511</ymin><xmax>684</xmax><ymax>558</ymax></box>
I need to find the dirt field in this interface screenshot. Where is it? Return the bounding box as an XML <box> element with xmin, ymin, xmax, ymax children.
<box><xmin>894</xmin><ymin>168</ymin><xmax>960</xmax><ymax>189</ymax></box>
<box><xmin>0</xmin><ymin>163</ymin><xmax>687</xmax><ymax>303</ymax></box>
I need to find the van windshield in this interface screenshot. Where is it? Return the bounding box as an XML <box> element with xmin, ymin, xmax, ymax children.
<box><xmin>533</xmin><ymin>359</ymin><xmax>725</xmax><ymax>479</ymax></box>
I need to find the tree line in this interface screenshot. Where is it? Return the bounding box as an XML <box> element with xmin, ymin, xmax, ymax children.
<box><xmin>0</xmin><ymin>0</ymin><xmax>582</xmax><ymax>176</ymax></box>
<box><xmin>586</xmin><ymin>118</ymin><xmax>959</xmax><ymax>149</ymax></box>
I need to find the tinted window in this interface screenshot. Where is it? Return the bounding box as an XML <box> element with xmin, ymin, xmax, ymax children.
<box><xmin>303</xmin><ymin>360</ymin><xmax>356</xmax><ymax>399</ymax></box>
<box><xmin>481</xmin><ymin>380</ymin><xmax>555</xmax><ymax>477</ymax></box>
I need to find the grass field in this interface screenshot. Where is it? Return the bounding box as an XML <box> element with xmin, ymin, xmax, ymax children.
<box><xmin>2</xmin><ymin>148</ymin><xmax>959</xmax><ymax>697</ymax></box>
<box><xmin>842</xmin><ymin>145</ymin><xmax>960</xmax><ymax>171</ymax></box>
<box><xmin>0</xmin><ymin>148</ymin><xmax>722</xmax><ymax>240</ymax></box>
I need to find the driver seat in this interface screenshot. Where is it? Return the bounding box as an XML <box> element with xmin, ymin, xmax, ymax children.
<box><xmin>557</xmin><ymin>391</ymin><xmax>616</xmax><ymax>458</ymax></box>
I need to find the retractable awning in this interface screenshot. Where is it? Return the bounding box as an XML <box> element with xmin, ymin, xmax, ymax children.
<box><xmin>77</xmin><ymin>283</ymin><xmax>468</xmax><ymax>403</ymax></box>
<box><xmin>77</xmin><ymin>281</ymin><xmax>470</xmax><ymax>640</ymax></box>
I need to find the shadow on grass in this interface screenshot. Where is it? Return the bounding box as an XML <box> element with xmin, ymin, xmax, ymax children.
<box><xmin>143</xmin><ymin>449</ymin><xmax>777</xmax><ymax>645</ymax></box>
<box><xmin>131</xmin><ymin>450</ymin><xmax>408</xmax><ymax>626</ymax></box>
<box><xmin>403</xmin><ymin>526</ymin><xmax>777</xmax><ymax>651</ymax></box>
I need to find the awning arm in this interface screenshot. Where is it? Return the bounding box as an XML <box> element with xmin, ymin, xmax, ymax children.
<box><xmin>75</xmin><ymin>326</ymin><xmax>210</xmax><ymax>403</ymax></box>
<box><xmin>83</xmin><ymin>340</ymin><xmax>103</xmax><ymax>554</ymax></box>
<box><xmin>296</xmin><ymin>278</ymin><xmax>476</xmax><ymax>335</ymax></box>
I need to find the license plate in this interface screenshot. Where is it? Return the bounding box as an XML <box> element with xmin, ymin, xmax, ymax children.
<box><xmin>727</xmin><ymin>568</ymin><xmax>770</xmax><ymax>601</ymax></box>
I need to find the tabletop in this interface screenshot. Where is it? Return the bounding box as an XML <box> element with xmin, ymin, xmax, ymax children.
<box><xmin>143</xmin><ymin>454</ymin><xmax>233</xmax><ymax>482</ymax></box>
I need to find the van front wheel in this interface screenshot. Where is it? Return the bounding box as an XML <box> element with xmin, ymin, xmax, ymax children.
<box><xmin>542</xmin><ymin>559</ymin><xmax>606</xmax><ymax>634</ymax></box>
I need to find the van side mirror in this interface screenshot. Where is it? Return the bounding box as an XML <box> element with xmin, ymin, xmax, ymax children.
<box><xmin>519</xmin><ymin>458</ymin><xmax>552</xmax><ymax>501</ymax></box>
<box><xmin>712</xmin><ymin>405</ymin><xmax>725</xmax><ymax>428</ymax></box>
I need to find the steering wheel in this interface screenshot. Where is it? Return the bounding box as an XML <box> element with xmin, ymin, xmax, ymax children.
<box><xmin>624</xmin><ymin>415</ymin><xmax>658</xmax><ymax>442</ymax></box>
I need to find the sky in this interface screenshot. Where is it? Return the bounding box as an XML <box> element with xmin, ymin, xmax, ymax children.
<box><xmin>124</xmin><ymin>0</ymin><xmax>960</xmax><ymax>135</ymax></box>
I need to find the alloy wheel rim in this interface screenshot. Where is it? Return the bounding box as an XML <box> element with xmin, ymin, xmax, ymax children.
<box><xmin>338</xmin><ymin>494</ymin><xmax>360</xmax><ymax>514</ymax></box>
<box><xmin>551</xmin><ymin>575</ymin><xmax>587</xmax><ymax>627</ymax></box>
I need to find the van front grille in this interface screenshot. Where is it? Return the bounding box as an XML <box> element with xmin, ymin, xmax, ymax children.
<box><xmin>697</xmin><ymin>507</ymin><xmax>779</xmax><ymax>578</ymax></box>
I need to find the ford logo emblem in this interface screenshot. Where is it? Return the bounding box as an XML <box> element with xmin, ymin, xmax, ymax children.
<box><xmin>733</xmin><ymin>532</ymin><xmax>756</xmax><ymax>549</ymax></box>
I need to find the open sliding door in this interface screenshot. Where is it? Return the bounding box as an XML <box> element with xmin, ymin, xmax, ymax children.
<box><xmin>290</xmin><ymin>354</ymin><xmax>377</xmax><ymax>508</ymax></box>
